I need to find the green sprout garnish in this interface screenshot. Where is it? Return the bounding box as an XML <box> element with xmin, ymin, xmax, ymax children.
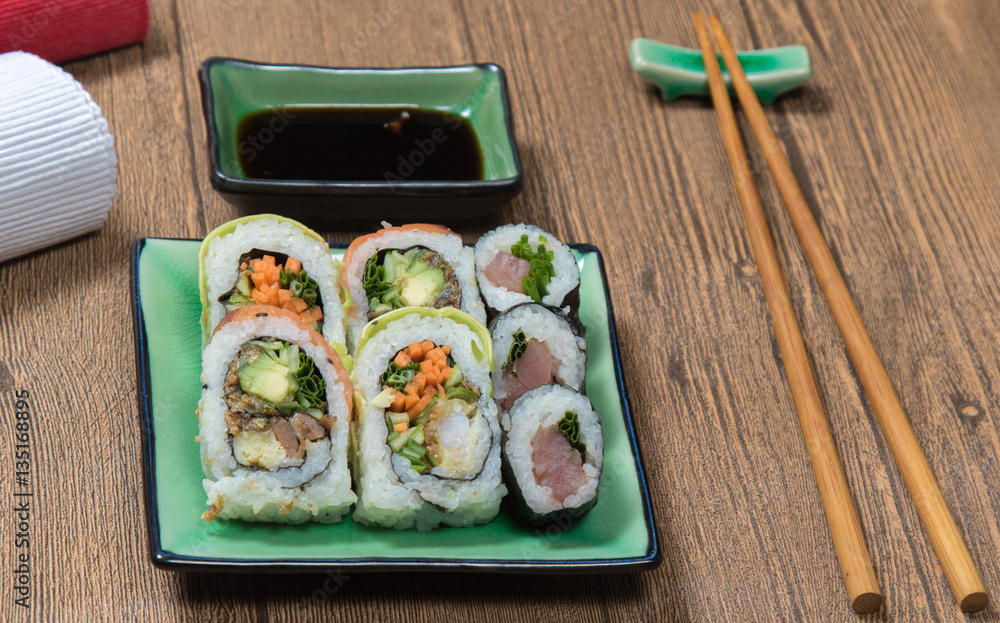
<box><xmin>559</xmin><ymin>411</ymin><xmax>586</xmax><ymax>456</ymax></box>
<box><xmin>511</xmin><ymin>234</ymin><xmax>555</xmax><ymax>303</ymax></box>
<box><xmin>508</xmin><ymin>330</ymin><xmax>527</xmax><ymax>366</ymax></box>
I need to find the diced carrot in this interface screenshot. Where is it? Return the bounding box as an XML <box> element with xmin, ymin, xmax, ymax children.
<box><xmin>404</xmin><ymin>382</ymin><xmax>419</xmax><ymax>397</ymax></box>
<box><xmin>420</xmin><ymin>360</ymin><xmax>433</xmax><ymax>374</ymax></box>
<box><xmin>278</xmin><ymin>289</ymin><xmax>292</xmax><ymax>305</ymax></box>
<box><xmin>407</xmin><ymin>342</ymin><xmax>424</xmax><ymax>360</ymax></box>
<box><xmin>251</xmin><ymin>289</ymin><xmax>269</xmax><ymax>304</ymax></box>
<box><xmin>393</xmin><ymin>351</ymin><xmax>411</xmax><ymax>367</ymax></box>
<box><xmin>311</xmin><ymin>307</ymin><xmax>323</xmax><ymax>321</ymax></box>
<box><xmin>408</xmin><ymin>393</ymin><xmax>433</xmax><ymax>419</ymax></box>
<box><xmin>393</xmin><ymin>422</ymin><xmax>408</xmax><ymax>433</ymax></box>
<box><xmin>267</xmin><ymin>287</ymin><xmax>279</xmax><ymax>306</ymax></box>
<box><xmin>299</xmin><ymin>310</ymin><xmax>317</xmax><ymax>324</ymax></box>
<box><xmin>441</xmin><ymin>366</ymin><xmax>452</xmax><ymax>382</ymax></box>
<box><xmin>413</xmin><ymin>373</ymin><xmax>427</xmax><ymax>395</ymax></box>
<box><xmin>419</xmin><ymin>340</ymin><xmax>434</xmax><ymax>354</ymax></box>
<box><xmin>282</xmin><ymin>301</ymin><xmax>297</xmax><ymax>312</ymax></box>
<box><xmin>391</xmin><ymin>391</ymin><xmax>406</xmax><ymax>412</ymax></box>
<box><xmin>441</xmin><ymin>345</ymin><xmax>450</xmax><ymax>355</ymax></box>
<box><xmin>286</xmin><ymin>257</ymin><xmax>301</xmax><ymax>274</ymax></box>
<box><xmin>404</xmin><ymin>392</ymin><xmax>420</xmax><ymax>410</ymax></box>
<box><xmin>251</xmin><ymin>271</ymin><xmax>267</xmax><ymax>288</ymax></box>
<box><xmin>240</xmin><ymin>262</ymin><xmax>248</xmax><ymax>270</ymax></box>
<box><xmin>431</xmin><ymin>369</ymin><xmax>445</xmax><ymax>386</ymax></box>
<box><xmin>290</xmin><ymin>298</ymin><xmax>308</xmax><ymax>313</ymax></box>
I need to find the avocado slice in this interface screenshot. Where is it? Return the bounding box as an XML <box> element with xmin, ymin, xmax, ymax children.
<box><xmin>239</xmin><ymin>355</ymin><xmax>298</xmax><ymax>405</ymax></box>
<box><xmin>398</xmin><ymin>268</ymin><xmax>446</xmax><ymax>307</ymax></box>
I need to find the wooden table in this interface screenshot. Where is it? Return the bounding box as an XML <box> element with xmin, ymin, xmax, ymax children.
<box><xmin>2</xmin><ymin>0</ymin><xmax>998</xmax><ymax>620</ymax></box>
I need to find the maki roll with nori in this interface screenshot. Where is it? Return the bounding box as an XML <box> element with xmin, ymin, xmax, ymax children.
<box><xmin>199</xmin><ymin>214</ymin><xmax>347</xmax><ymax>347</ymax></box>
<box><xmin>351</xmin><ymin>308</ymin><xmax>505</xmax><ymax>531</ymax></box>
<box><xmin>198</xmin><ymin>306</ymin><xmax>356</xmax><ymax>523</ymax></box>
<box><xmin>502</xmin><ymin>385</ymin><xmax>603</xmax><ymax>525</ymax></box>
<box><xmin>475</xmin><ymin>223</ymin><xmax>580</xmax><ymax>316</ymax></box>
<box><xmin>490</xmin><ymin>303</ymin><xmax>587</xmax><ymax>413</ymax></box>
<box><xmin>341</xmin><ymin>223</ymin><xmax>486</xmax><ymax>350</ymax></box>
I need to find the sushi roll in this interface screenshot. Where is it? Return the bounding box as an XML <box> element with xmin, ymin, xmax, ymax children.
<box><xmin>198</xmin><ymin>306</ymin><xmax>356</xmax><ymax>523</ymax></box>
<box><xmin>490</xmin><ymin>303</ymin><xmax>587</xmax><ymax>414</ymax></box>
<box><xmin>199</xmin><ymin>214</ymin><xmax>347</xmax><ymax>347</ymax></box>
<box><xmin>502</xmin><ymin>385</ymin><xmax>603</xmax><ymax>525</ymax></box>
<box><xmin>351</xmin><ymin>307</ymin><xmax>505</xmax><ymax>531</ymax></box>
<box><xmin>474</xmin><ymin>223</ymin><xmax>580</xmax><ymax>316</ymax></box>
<box><xmin>341</xmin><ymin>223</ymin><xmax>486</xmax><ymax>351</ymax></box>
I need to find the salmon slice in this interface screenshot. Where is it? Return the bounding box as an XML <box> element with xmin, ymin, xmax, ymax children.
<box><xmin>531</xmin><ymin>425</ymin><xmax>588</xmax><ymax>504</ymax></box>
<box><xmin>502</xmin><ymin>339</ymin><xmax>556</xmax><ymax>411</ymax></box>
<box><xmin>484</xmin><ymin>251</ymin><xmax>530</xmax><ymax>294</ymax></box>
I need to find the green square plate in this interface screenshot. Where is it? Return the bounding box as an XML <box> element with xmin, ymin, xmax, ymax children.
<box><xmin>131</xmin><ymin>238</ymin><xmax>658</xmax><ymax>571</ymax></box>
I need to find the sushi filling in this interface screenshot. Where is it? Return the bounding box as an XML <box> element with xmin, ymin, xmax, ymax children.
<box><xmin>483</xmin><ymin>234</ymin><xmax>555</xmax><ymax>302</ymax></box>
<box><xmin>501</xmin><ymin>332</ymin><xmax>558</xmax><ymax>411</ymax></box>
<box><xmin>223</xmin><ymin>338</ymin><xmax>333</xmax><ymax>470</ymax></box>
<box><xmin>373</xmin><ymin>340</ymin><xmax>489</xmax><ymax>479</ymax></box>
<box><xmin>362</xmin><ymin>247</ymin><xmax>461</xmax><ymax>319</ymax></box>
<box><xmin>219</xmin><ymin>250</ymin><xmax>324</xmax><ymax>332</ymax></box>
<box><xmin>531</xmin><ymin>413</ymin><xmax>588</xmax><ymax>505</ymax></box>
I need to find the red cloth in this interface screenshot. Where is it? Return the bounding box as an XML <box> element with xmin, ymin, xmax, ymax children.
<box><xmin>0</xmin><ymin>0</ymin><xmax>149</xmax><ymax>63</ymax></box>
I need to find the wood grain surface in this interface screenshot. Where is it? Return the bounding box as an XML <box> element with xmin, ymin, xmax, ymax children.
<box><xmin>1</xmin><ymin>0</ymin><xmax>998</xmax><ymax>620</ymax></box>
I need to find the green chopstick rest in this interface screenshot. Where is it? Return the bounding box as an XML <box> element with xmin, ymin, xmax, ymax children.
<box><xmin>629</xmin><ymin>37</ymin><xmax>812</xmax><ymax>105</ymax></box>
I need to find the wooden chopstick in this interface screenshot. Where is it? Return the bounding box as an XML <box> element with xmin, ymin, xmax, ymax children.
<box><xmin>691</xmin><ymin>11</ymin><xmax>883</xmax><ymax>614</ymax></box>
<box><xmin>705</xmin><ymin>14</ymin><xmax>989</xmax><ymax>614</ymax></box>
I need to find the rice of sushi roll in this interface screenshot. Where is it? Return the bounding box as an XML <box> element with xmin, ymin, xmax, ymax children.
<box><xmin>502</xmin><ymin>385</ymin><xmax>603</xmax><ymax>525</ymax></box>
<box><xmin>199</xmin><ymin>214</ymin><xmax>347</xmax><ymax>347</ymax></box>
<box><xmin>341</xmin><ymin>223</ymin><xmax>486</xmax><ymax>351</ymax></box>
<box><xmin>474</xmin><ymin>223</ymin><xmax>580</xmax><ymax>316</ymax></box>
<box><xmin>198</xmin><ymin>306</ymin><xmax>356</xmax><ymax>523</ymax></box>
<box><xmin>351</xmin><ymin>307</ymin><xmax>505</xmax><ymax>531</ymax></box>
<box><xmin>490</xmin><ymin>303</ymin><xmax>587</xmax><ymax>414</ymax></box>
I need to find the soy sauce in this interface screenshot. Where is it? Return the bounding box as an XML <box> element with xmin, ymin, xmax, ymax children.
<box><xmin>235</xmin><ymin>107</ymin><xmax>484</xmax><ymax>182</ymax></box>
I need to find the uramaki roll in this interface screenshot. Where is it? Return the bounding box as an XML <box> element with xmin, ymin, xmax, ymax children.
<box><xmin>351</xmin><ymin>308</ymin><xmax>504</xmax><ymax>531</ymax></box>
<box><xmin>341</xmin><ymin>223</ymin><xmax>486</xmax><ymax>351</ymax></box>
<box><xmin>502</xmin><ymin>385</ymin><xmax>603</xmax><ymax>525</ymax></box>
<box><xmin>198</xmin><ymin>306</ymin><xmax>355</xmax><ymax>523</ymax></box>
<box><xmin>199</xmin><ymin>214</ymin><xmax>347</xmax><ymax>347</ymax></box>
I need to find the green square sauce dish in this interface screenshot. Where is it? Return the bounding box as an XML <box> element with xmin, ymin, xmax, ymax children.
<box><xmin>199</xmin><ymin>58</ymin><xmax>524</xmax><ymax>223</ymax></box>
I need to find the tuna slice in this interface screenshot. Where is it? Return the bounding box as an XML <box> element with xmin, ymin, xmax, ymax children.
<box><xmin>531</xmin><ymin>425</ymin><xmax>588</xmax><ymax>504</ymax></box>
<box><xmin>502</xmin><ymin>339</ymin><xmax>557</xmax><ymax>411</ymax></box>
<box><xmin>485</xmin><ymin>251</ymin><xmax>530</xmax><ymax>293</ymax></box>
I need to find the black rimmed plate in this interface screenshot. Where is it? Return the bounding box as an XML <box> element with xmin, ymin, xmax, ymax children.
<box><xmin>131</xmin><ymin>238</ymin><xmax>657</xmax><ymax>571</ymax></box>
